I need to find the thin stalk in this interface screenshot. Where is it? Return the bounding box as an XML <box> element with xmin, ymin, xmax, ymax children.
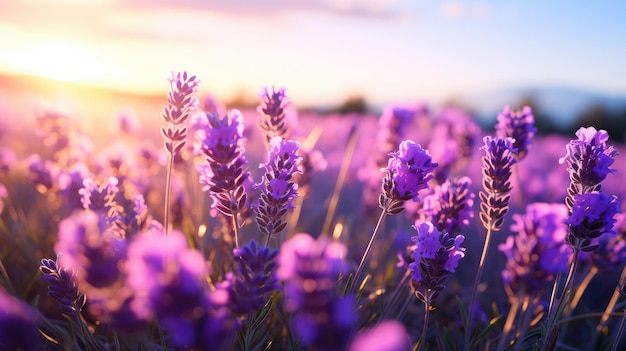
<box><xmin>587</xmin><ymin>265</ymin><xmax>626</xmax><ymax>351</ymax></box>
<box><xmin>163</xmin><ymin>154</ymin><xmax>174</xmax><ymax>234</ymax></box>
<box><xmin>465</xmin><ymin>226</ymin><xmax>494</xmax><ymax>351</ymax></box>
<box><xmin>569</xmin><ymin>266</ymin><xmax>598</xmax><ymax>311</ymax></box>
<box><xmin>352</xmin><ymin>207</ymin><xmax>388</xmax><ymax>293</ymax></box>
<box><xmin>382</xmin><ymin>270</ymin><xmax>411</xmax><ymax>319</ymax></box>
<box><xmin>0</xmin><ymin>258</ymin><xmax>15</xmax><ymax>295</ymax></box>
<box><xmin>285</xmin><ymin>195</ymin><xmax>304</xmax><ymax>240</ymax></box>
<box><xmin>513</xmin><ymin>296</ymin><xmax>534</xmax><ymax>351</ymax></box>
<box><xmin>232</xmin><ymin>212</ymin><xmax>240</xmax><ymax>248</ymax></box>
<box><xmin>546</xmin><ymin>271</ymin><xmax>563</xmax><ymax>330</ymax></box>
<box><xmin>321</xmin><ymin>124</ymin><xmax>359</xmax><ymax>236</ymax></box>
<box><xmin>513</xmin><ymin>162</ymin><xmax>524</xmax><ymax>208</ymax></box>
<box><xmin>497</xmin><ymin>296</ymin><xmax>521</xmax><ymax>351</ymax></box>
<box><xmin>610</xmin><ymin>308</ymin><xmax>626</xmax><ymax>351</ymax></box>
<box><xmin>542</xmin><ymin>247</ymin><xmax>580</xmax><ymax>351</ymax></box>
<box><xmin>420</xmin><ymin>291</ymin><xmax>432</xmax><ymax>351</ymax></box>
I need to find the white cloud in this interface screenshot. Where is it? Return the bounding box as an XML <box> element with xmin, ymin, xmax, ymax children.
<box><xmin>441</xmin><ymin>1</ymin><xmax>493</xmax><ymax>19</ymax></box>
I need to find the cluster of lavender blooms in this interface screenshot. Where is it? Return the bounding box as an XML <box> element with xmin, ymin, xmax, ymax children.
<box><xmin>3</xmin><ymin>70</ymin><xmax>626</xmax><ymax>351</ymax></box>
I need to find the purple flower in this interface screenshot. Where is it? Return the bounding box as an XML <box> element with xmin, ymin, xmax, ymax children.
<box><xmin>227</xmin><ymin>240</ymin><xmax>279</xmax><ymax>315</ymax></box>
<box><xmin>55</xmin><ymin>210</ymin><xmax>127</xmax><ymax>290</ymax></box>
<box><xmin>277</xmin><ymin>233</ymin><xmax>355</xmax><ymax>350</ymax></box>
<box><xmin>126</xmin><ymin>230</ymin><xmax>208</xmax><ymax>320</ymax></box>
<box><xmin>381</xmin><ymin>140</ymin><xmax>437</xmax><ymax>213</ymax></box>
<box><xmin>427</xmin><ymin>124</ymin><xmax>460</xmax><ymax>184</ymax></box>
<box><xmin>27</xmin><ymin>154</ymin><xmax>59</xmax><ymax>192</ymax></box>
<box><xmin>78</xmin><ymin>177</ymin><xmax>119</xmax><ymax>213</ymax></box>
<box><xmin>257</xmin><ymin>86</ymin><xmax>291</xmax><ymax>144</ymax></box>
<box><xmin>349</xmin><ymin>320</ymin><xmax>411</xmax><ymax>351</ymax></box>
<box><xmin>360</xmin><ymin>104</ymin><xmax>423</xmax><ymax>213</ymax></box>
<box><xmin>559</xmin><ymin>127</ymin><xmax>618</xmax><ymax>210</ymax></box>
<box><xmin>126</xmin><ymin>230</ymin><xmax>233</xmax><ymax>348</ymax></box>
<box><xmin>438</xmin><ymin>107</ymin><xmax>481</xmax><ymax>160</ymax></box>
<box><xmin>421</xmin><ymin>176</ymin><xmax>475</xmax><ymax>235</ymax></box>
<box><xmin>57</xmin><ymin>163</ymin><xmax>91</xmax><ymax>210</ymax></box>
<box><xmin>408</xmin><ymin>222</ymin><xmax>466</xmax><ymax>302</ymax></box>
<box><xmin>565</xmin><ymin>192</ymin><xmax>621</xmax><ymax>251</ymax></box>
<box><xmin>495</xmin><ymin>105</ymin><xmax>537</xmax><ymax>160</ymax></box>
<box><xmin>161</xmin><ymin>71</ymin><xmax>199</xmax><ymax>156</ymax></box>
<box><xmin>590</xmin><ymin>213</ymin><xmax>626</xmax><ymax>271</ymax></box>
<box><xmin>498</xmin><ymin>203</ymin><xmax>571</xmax><ymax>297</ymax></box>
<box><xmin>255</xmin><ymin>137</ymin><xmax>302</xmax><ymax>240</ymax></box>
<box><xmin>40</xmin><ymin>256</ymin><xmax>86</xmax><ymax>317</ymax></box>
<box><xmin>196</xmin><ymin>110</ymin><xmax>250</xmax><ymax>219</ymax></box>
<box><xmin>0</xmin><ymin>288</ymin><xmax>39</xmax><ymax>351</ymax></box>
<box><xmin>479</xmin><ymin>136</ymin><xmax>517</xmax><ymax>231</ymax></box>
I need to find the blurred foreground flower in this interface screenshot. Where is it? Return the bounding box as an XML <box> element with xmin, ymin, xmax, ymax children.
<box><xmin>277</xmin><ymin>233</ymin><xmax>355</xmax><ymax>351</ymax></box>
<box><xmin>227</xmin><ymin>240</ymin><xmax>279</xmax><ymax>315</ymax></box>
<box><xmin>0</xmin><ymin>287</ymin><xmax>40</xmax><ymax>351</ymax></box>
<box><xmin>126</xmin><ymin>230</ymin><xmax>234</xmax><ymax>349</ymax></box>
<box><xmin>349</xmin><ymin>320</ymin><xmax>411</xmax><ymax>351</ymax></box>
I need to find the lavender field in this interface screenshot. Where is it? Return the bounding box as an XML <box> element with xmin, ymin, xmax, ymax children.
<box><xmin>1</xmin><ymin>72</ymin><xmax>625</xmax><ymax>351</ymax></box>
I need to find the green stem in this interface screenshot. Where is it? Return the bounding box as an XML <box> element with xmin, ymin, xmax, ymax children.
<box><xmin>419</xmin><ymin>291</ymin><xmax>432</xmax><ymax>351</ymax></box>
<box><xmin>232</xmin><ymin>212</ymin><xmax>240</xmax><ymax>249</ymax></box>
<box><xmin>321</xmin><ymin>125</ymin><xmax>359</xmax><ymax>236</ymax></box>
<box><xmin>610</xmin><ymin>308</ymin><xmax>626</xmax><ymax>351</ymax></box>
<box><xmin>465</xmin><ymin>226</ymin><xmax>494</xmax><ymax>351</ymax></box>
<box><xmin>163</xmin><ymin>153</ymin><xmax>174</xmax><ymax>234</ymax></box>
<box><xmin>497</xmin><ymin>295</ymin><xmax>521</xmax><ymax>351</ymax></box>
<box><xmin>542</xmin><ymin>247</ymin><xmax>580</xmax><ymax>351</ymax></box>
<box><xmin>352</xmin><ymin>206</ymin><xmax>388</xmax><ymax>293</ymax></box>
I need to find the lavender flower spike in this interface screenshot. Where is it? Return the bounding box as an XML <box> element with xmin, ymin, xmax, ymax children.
<box><xmin>161</xmin><ymin>71</ymin><xmax>199</xmax><ymax>233</ymax></box>
<box><xmin>381</xmin><ymin>140</ymin><xmax>438</xmax><ymax>214</ymax></box>
<box><xmin>227</xmin><ymin>240</ymin><xmax>279</xmax><ymax>315</ymax></box>
<box><xmin>498</xmin><ymin>203</ymin><xmax>570</xmax><ymax>298</ymax></box>
<box><xmin>257</xmin><ymin>86</ymin><xmax>291</xmax><ymax>144</ymax></box>
<box><xmin>409</xmin><ymin>221</ymin><xmax>465</xmax><ymax>346</ymax></box>
<box><xmin>495</xmin><ymin>105</ymin><xmax>536</xmax><ymax>160</ymax></box>
<box><xmin>565</xmin><ymin>191</ymin><xmax>621</xmax><ymax>251</ymax></box>
<box><xmin>161</xmin><ymin>71</ymin><xmax>199</xmax><ymax>156</ymax></box>
<box><xmin>409</xmin><ymin>222</ymin><xmax>466</xmax><ymax>302</ymax></box>
<box><xmin>255</xmin><ymin>137</ymin><xmax>302</xmax><ymax>243</ymax></box>
<box><xmin>479</xmin><ymin>136</ymin><xmax>517</xmax><ymax>231</ymax></box>
<box><xmin>421</xmin><ymin>176</ymin><xmax>475</xmax><ymax>235</ymax></box>
<box><xmin>40</xmin><ymin>256</ymin><xmax>86</xmax><ymax>317</ymax></box>
<box><xmin>196</xmin><ymin>109</ymin><xmax>250</xmax><ymax>246</ymax></box>
<box><xmin>559</xmin><ymin>127</ymin><xmax>618</xmax><ymax>210</ymax></box>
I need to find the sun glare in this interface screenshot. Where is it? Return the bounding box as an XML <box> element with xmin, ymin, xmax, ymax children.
<box><xmin>8</xmin><ymin>39</ymin><xmax>106</xmax><ymax>83</ymax></box>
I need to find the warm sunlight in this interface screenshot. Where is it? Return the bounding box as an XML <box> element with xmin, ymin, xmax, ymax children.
<box><xmin>5</xmin><ymin>39</ymin><xmax>107</xmax><ymax>83</ymax></box>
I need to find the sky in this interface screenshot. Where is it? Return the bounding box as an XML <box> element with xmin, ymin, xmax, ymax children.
<box><xmin>0</xmin><ymin>0</ymin><xmax>625</xmax><ymax>107</ymax></box>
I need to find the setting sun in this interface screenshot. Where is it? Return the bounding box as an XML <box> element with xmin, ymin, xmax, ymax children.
<box><xmin>5</xmin><ymin>39</ymin><xmax>107</xmax><ymax>83</ymax></box>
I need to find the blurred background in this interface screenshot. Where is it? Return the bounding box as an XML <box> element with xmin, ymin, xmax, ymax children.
<box><xmin>1</xmin><ymin>0</ymin><xmax>625</xmax><ymax>140</ymax></box>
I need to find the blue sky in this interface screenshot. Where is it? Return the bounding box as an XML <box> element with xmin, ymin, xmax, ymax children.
<box><xmin>0</xmin><ymin>0</ymin><xmax>624</xmax><ymax>106</ymax></box>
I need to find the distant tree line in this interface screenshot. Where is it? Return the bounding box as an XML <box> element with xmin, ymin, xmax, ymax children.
<box><xmin>518</xmin><ymin>95</ymin><xmax>626</xmax><ymax>142</ymax></box>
